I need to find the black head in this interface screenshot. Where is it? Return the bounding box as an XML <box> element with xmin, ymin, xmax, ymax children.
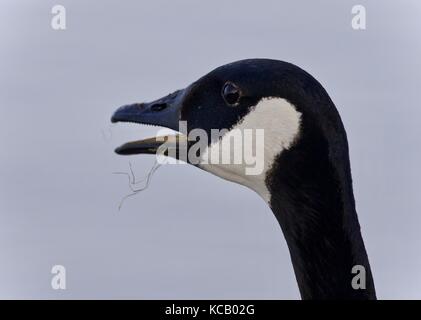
<box><xmin>111</xmin><ymin>58</ymin><xmax>342</xmax><ymax>152</ymax></box>
<box><xmin>111</xmin><ymin>58</ymin><xmax>349</xmax><ymax>203</ymax></box>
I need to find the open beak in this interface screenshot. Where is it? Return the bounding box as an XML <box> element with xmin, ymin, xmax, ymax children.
<box><xmin>111</xmin><ymin>89</ymin><xmax>186</xmax><ymax>156</ymax></box>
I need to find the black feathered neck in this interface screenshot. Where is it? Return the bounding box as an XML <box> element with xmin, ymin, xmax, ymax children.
<box><xmin>265</xmin><ymin>72</ymin><xmax>376</xmax><ymax>299</ymax></box>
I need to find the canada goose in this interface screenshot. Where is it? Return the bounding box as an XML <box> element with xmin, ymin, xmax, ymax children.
<box><xmin>111</xmin><ymin>59</ymin><xmax>376</xmax><ymax>299</ymax></box>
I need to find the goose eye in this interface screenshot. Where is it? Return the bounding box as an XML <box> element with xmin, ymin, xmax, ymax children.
<box><xmin>222</xmin><ymin>82</ymin><xmax>241</xmax><ymax>106</ymax></box>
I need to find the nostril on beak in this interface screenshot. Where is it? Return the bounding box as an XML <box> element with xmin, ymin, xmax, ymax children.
<box><xmin>150</xmin><ymin>103</ymin><xmax>168</xmax><ymax>112</ymax></box>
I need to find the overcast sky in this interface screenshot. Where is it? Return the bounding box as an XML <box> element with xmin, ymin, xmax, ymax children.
<box><xmin>0</xmin><ymin>0</ymin><xmax>420</xmax><ymax>299</ymax></box>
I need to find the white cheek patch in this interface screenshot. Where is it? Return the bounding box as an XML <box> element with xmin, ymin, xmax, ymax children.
<box><xmin>198</xmin><ymin>97</ymin><xmax>301</xmax><ymax>203</ymax></box>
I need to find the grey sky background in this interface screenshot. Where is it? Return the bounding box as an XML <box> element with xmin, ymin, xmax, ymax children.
<box><xmin>0</xmin><ymin>0</ymin><xmax>420</xmax><ymax>299</ymax></box>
